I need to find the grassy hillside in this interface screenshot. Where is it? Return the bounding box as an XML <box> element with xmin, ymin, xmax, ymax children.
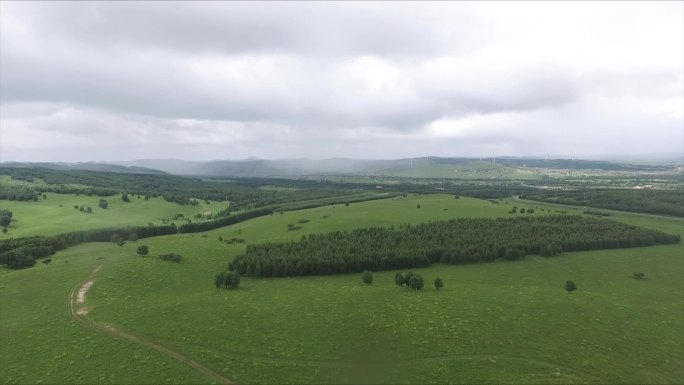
<box><xmin>0</xmin><ymin>193</ymin><xmax>220</xmax><ymax>238</ymax></box>
<box><xmin>1</xmin><ymin>195</ymin><xmax>683</xmax><ymax>384</ymax></box>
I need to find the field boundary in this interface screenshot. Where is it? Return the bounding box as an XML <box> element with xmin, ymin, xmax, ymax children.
<box><xmin>67</xmin><ymin>264</ymin><xmax>236</xmax><ymax>385</ymax></box>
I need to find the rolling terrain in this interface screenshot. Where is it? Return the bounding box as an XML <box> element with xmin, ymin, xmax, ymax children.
<box><xmin>2</xmin><ymin>194</ymin><xmax>683</xmax><ymax>384</ymax></box>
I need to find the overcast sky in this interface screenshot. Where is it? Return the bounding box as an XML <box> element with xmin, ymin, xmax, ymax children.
<box><xmin>1</xmin><ymin>1</ymin><xmax>682</xmax><ymax>162</ymax></box>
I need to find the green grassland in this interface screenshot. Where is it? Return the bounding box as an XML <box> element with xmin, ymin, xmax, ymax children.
<box><xmin>1</xmin><ymin>195</ymin><xmax>683</xmax><ymax>384</ymax></box>
<box><xmin>0</xmin><ymin>193</ymin><xmax>222</xmax><ymax>238</ymax></box>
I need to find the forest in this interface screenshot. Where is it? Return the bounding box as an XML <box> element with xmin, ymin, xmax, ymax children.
<box><xmin>522</xmin><ymin>189</ymin><xmax>684</xmax><ymax>217</ymax></box>
<box><xmin>229</xmin><ymin>215</ymin><xmax>680</xmax><ymax>277</ymax></box>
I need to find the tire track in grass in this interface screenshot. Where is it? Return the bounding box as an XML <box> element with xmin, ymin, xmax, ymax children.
<box><xmin>67</xmin><ymin>264</ymin><xmax>236</xmax><ymax>385</ymax></box>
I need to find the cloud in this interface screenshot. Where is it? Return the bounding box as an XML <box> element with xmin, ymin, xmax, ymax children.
<box><xmin>1</xmin><ymin>1</ymin><xmax>682</xmax><ymax>161</ymax></box>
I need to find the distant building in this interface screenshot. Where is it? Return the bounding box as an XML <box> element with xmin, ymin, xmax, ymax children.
<box><xmin>375</xmin><ymin>185</ymin><xmax>384</xmax><ymax>189</ymax></box>
<box><xmin>435</xmin><ymin>187</ymin><xmax>445</xmax><ymax>191</ymax></box>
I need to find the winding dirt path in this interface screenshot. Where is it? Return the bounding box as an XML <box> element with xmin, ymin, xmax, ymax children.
<box><xmin>68</xmin><ymin>265</ymin><xmax>235</xmax><ymax>385</ymax></box>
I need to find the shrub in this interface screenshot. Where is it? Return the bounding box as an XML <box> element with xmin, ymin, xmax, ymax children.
<box><xmin>362</xmin><ymin>271</ymin><xmax>373</xmax><ymax>284</ymax></box>
<box><xmin>160</xmin><ymin>253</ymin><xmax>182</xmax><ymax>262</ymax></box>
<box><xmin>434</xmin><ymin>277</ymin><xmax>443</xmax><ymax>290</ymax></box>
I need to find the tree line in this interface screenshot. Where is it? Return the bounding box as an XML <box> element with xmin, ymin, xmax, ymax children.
<box><xmin>229</xmin><ymin>215</ymin><xmax>680</xmax><ymax>277</ymax></box>
<box><xmin>522</xmin><ymin>189</ymin><xmax>684</xmax><ymax>217</ymax></box>
<box><xmin>0</xmin><ymin>208</ymin><xmax>274</xmax><ymax>269</ymax></box>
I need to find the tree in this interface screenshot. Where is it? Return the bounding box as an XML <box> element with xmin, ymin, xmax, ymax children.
<box><xmin>215</xmin><ymin>271</ymin><xmax>226</xmax><ymax>288</ymax></box>
<box><xmin>565</xmin><ymin>280</ymin><xmax>577</xmax><ymax>294</ymax></box>
<box><xmin>42</xmin><ymin>258</ymin><xmax>52</xmax><ymax>265</ymax></box>
<box><xmin>116</xmin><ymin>239</ymin><xmax>125</xmax><ymax>247</ymax></box>
<box><xmin>229</xmin><ymin>272</ymin><xmax>240</xmax><ymax>289</ymax></box>
<box><xmin>362</xmin><ymin>270</ymin><xmax>373</xmax><ymax>284</ymax></box>
<box><xmin>408</xmin><ymin>274</ymin><xmax>424</xmax><ymax>291</ymax></box>
<box><xmin>122</xmin><ymin>193</ymin><xmax>130</xmax><ymax>203</ymax></box>
<box><xmin>434</xmin><ymin>277</ymin><xmax>443</xmax><ymax>290</ymax></box>
<box><xmin>633</xmin><ymin>272</ymin><xmax>646</xmax><ymax>280</ymax></box>
<box><xmin>111</xmin><ymin>234</ymin><xmax>121</xmax><ymax>244</ymax></box>
<box><xmin>1</xmin><ymin>227</ymin><xmax>7</xmax><ymax>234</ymax></box>
<box><xmin>0</xmin><ymin>215</ymin><xmax>10</xmax><ymax>227</ymax></box>
<box><xmin>417</xmin><ymin>204</ymin><xmax>421</xmax><ymax>209</ymax></box>
<box><xmin>99</xmin><ymin>199</ymin><xmax>108</xmax><ymax>209</ymax></box>
<box><xmin>136</xmin><ymin>245</ymin><xmax>149</xmax><ymax>256</ymax></box>
<box><xmin>394</xmin><ymin>272</ymin><xmax>405</xmax><ymax>287</ymax></box>
<box><xmin>0</xmin><ymin>209</ymin><xmax>12</xmax><ymax>226</ymax></box>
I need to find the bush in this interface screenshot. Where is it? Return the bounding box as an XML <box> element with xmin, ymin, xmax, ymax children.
<box><xmin>394</xmin><ymin>272</ymin><xmax>405</xmax><ymax>287</ymax></box>
<box><xmin>159</xmin><ymin>253</ymin><xmax>182</xmax><ymax>262</ymax></box>
<box><xmin>565</xmin><ymin>280</ymin><xmax>577</xmax><ymax>294</ymax></box>
<box><xmin>136</xmin><ymin>245</ymin><xmax>149</xmax><ymax>256</ymax></box>
<box><xmin>434</xmin><ymin>277</ymin><xmax>443</xmax><ymax>290</ymax></box>
<box><xmin>362</xmin><ymin>271</ymin><xmax>373</xmax><ymax>284</ymax></box>
<box><xmin>633</xmin><ymin>272</ymin><xmax>646</xmax><ymax>280</ymax></box>
<box><xmin>408</xmin><ymin>274</ymin><xmax>424</xmax><ymax>291</ymax></box>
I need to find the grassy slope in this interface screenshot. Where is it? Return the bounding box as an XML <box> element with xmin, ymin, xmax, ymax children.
<box><xmin>0</xmin><ymin>193</ymin><xmax>222</xmax><ymax>238</ymax></box>
<box><xmin>2</xmin><ymin>195</ymin><xmax>683</xmax><ymax>384</ymax></box>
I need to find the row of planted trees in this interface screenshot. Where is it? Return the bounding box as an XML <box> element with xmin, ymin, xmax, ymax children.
<box><xmin>229</xmin><ymin>215</ymin><xmax>680</xmax><ymax>278</ymax></box>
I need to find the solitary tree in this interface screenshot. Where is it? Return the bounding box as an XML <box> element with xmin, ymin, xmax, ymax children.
<box><xmin>633</xmin><ymin>272</ymin><xmax>646</xmax><ymax>280</ymax></box>
<box><xmin>42</xmin><ymin>258</ymin><xmax>52</xmax><ymax>265</ymax></box>
<box><xmin>362</xmin><ymin>271</ymin><xmax>373</xmax><ymax>285</ymax></box>
<box><xmin>565</xmin><ymin>280</ymin><xmax>577</xmax><ymax>294</ymax></box>
<box><xmin>122</xmin><ymin>193</ymin><xmax>130</xmax><ymax>203</ymax></box>
<box><xmin>1</xmin><ymin>227</ymin><xmax>7</xmax><ymax>234</ymax></box>
<box><xmin>98</xmin><ymin>199</ymin><xmax>108</xmax><ymax>209</ymax></box>
<box><xmin>434</xmin><ymin>277</ymin><xmax>444</xmax><ymax>290</ymax></box>
<box><xmin>136</xmin><ymin>245</ymin><xmax>149</xmax><ymax>256</ymax></box>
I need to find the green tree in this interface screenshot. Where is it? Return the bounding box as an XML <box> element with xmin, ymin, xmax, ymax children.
<box><xmin>224</xmin><ymin>271</ymin><xmax>240</xmax><ymax>289</ymax></box>
<box><xmin>0</xmin><ymin>215</ymin><xmax>10</xmax><ymax>227</ymax></box>
<box><xmin>116</xmin><ymin>239</ymin><xmax>125</xmax><ymax>247</ymax></box>
<box><xmin>98</xmin><ymin>199</ymin><xmax>108</xmax><ymax>209</ymax></box>
<box><xmin>362</xmin><ymin>270</ymin><xmax>373</xmax><ymax>285</ymax></box>
<box><xmin>394</xmin><ymin>272</ymin><xmax>405</xmax><ymax>287</ymax></box>
<box><xmin>122</xmin><ymin>193</ymin><xmax>130</xmax><ymax>203</ymax></box>
<box><xmin>1</xmin><ymin>227</ymin><xmax>7</xmax><ymax>234</ymax></box>
<box><xmin>409</xmin><ymin>274</ymin><xmax>424</xmax><ymax>291</ymax></box>
<box><xmin>42</xmin><ymin>258</ymin><xmax>52</xmax><ymax>265</ymax></box>
<box><xmin>136</xmin><ymin>245</ymin><xmax>149</xmax><ymax>256</ymax></box>
<box><xmin>565</xmin><ymin>280</ymin><xmax>577</xmax><ymax>294</ymax></box>
<box><xmin>215</xmin><ymin>271</ymin><xmax>226</xmax><ymax>288</ymax></box>
<box><xmin>434</xmin><ymin>277</ymin><xmax>443</xmax><ymax>290</ymax></box>
<box><xmin>633</xmin><ymin>272</ymin><xmax>645</xmax><ymax>280</ymax></box>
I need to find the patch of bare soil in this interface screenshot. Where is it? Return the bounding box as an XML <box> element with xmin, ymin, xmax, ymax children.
<box><xmin>77</xmin><ymin>280</ymin><xmax>94</xmax><ymax>304</ymax></box>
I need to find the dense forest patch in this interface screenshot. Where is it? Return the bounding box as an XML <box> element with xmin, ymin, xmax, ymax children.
<box><xmin>522</xmin><ymin>189</ymin><xmax>684</xmax><ymax>217</ymax></box>
<box><xmin>230</xmin><ymin>215</ymin><xmax>680</xmax><ymax>277</ymax></box>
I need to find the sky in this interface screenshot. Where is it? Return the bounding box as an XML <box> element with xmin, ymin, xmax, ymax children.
<box><xmin>1</xmin><ymin>1</ymin><xmax>682</xmax><ymax>162</ymax></box>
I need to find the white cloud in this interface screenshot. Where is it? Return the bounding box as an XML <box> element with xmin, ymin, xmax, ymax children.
<box><xmin>0</xmin><ymin>1</ymin><xmax>682</xmax><ymax>161</ymax></box>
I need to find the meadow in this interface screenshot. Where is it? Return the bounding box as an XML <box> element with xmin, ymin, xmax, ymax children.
<box><xmin>1</xmin><ymin>194</ymin><xmax>683</xmax><ymax>384</ymax></box>
<box><xmin>0</xmin><ymin>193</ymin><xmax>220</xmax><ymax>238</ymax></box>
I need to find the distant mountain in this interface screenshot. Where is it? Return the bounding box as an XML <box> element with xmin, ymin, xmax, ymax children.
<box><xmin>3</xmin><ymin>156</ymin><xmax>676</xmax><ymax>179</ymax></box>
<box><xmin>112</xmin><ymin>156</ymin><xmax>675</xmax><ymax>178</ymax></box>
<box><xmin>0</xmin><ymin>162</ymin><xmax>166</xmax><ymax>175</ymax></box>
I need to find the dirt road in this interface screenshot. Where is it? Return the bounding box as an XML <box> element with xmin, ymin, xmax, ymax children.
<box><xmin>67</xmin><ymin>265</ymin><xmax>235</xmax><ymax>385</ymax></box>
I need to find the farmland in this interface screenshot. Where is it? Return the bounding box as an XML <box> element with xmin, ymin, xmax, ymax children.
<box><xmin>1</xmin><ymin>193</ymin><xmax>683</xmax><ymax>384</ymax></box>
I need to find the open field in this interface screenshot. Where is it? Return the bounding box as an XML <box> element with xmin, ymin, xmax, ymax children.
<box><xmin>0</xmin><ymin>193</ymin><xmax>222</xmax><ymax>238</ymax></box>
<box><xmin>1</xmin><ymin>194</ymin><xmax>683</xmax><ymax>384</ymax></box>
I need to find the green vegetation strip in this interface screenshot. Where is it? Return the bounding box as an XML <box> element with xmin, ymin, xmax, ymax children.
<box><xmin>231</xmin><ymin>215</ymin><xmax>680</xmax><ymax>277</ymax></box>
<box><xmin>522</xmin><ymin>189</ymin><xmax>684</xmax><ymax>217</ymax></box>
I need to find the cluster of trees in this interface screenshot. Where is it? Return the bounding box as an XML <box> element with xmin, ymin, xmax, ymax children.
<box><xmin>214</xmin><ymin>271</ymin><xmax>240</xmax><ymax>289</ymax></box>
<box><xmin>522</xmin><ymin>189</ymin><xmax>684</xmax><ymax>217</ymax></box>
<box><xmin>177</xmin><ymin>208</ymin><xmax>272</xmax><ymax>233</ymax></box>
<box><xmin>1</xmin><ymin>209</ymin><xmax>12</xmax><ymax>227</ymax></box>
<box><xmin>230</xmin><ymin>215</ymin><xmax>680</xmax><ymax>278</ymax></box>
<box><xmin>0</xmin><ymin>187</ymin><xmax>39</xmax><ymax>202</ymax></box>
<box><xmin>508</xmin><ymin>207</ymin><xmax>534</xmax><ymax>214</ymax></box>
